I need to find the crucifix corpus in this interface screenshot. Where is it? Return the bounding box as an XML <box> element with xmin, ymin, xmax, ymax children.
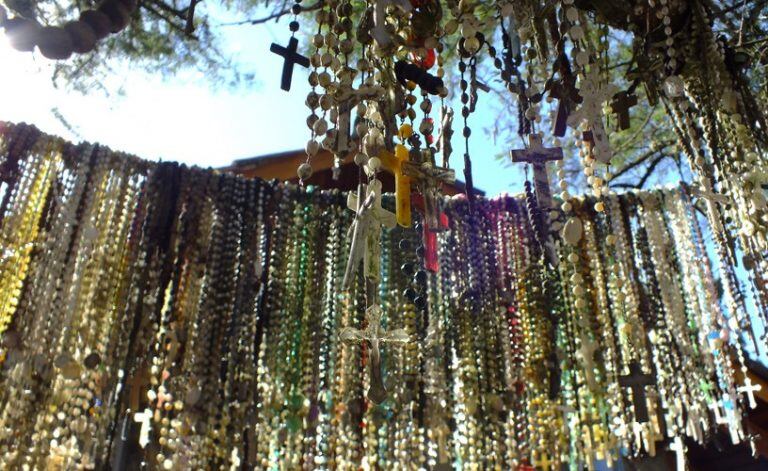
<box><xmin>340</xmin><ymin>305</ymin><xmax>410</xmax><ymax>404</ymax></box>
<box><xmin>511</xmin><ymin>133</ymin><xmax>563</xmax><ymax>267</ymax></box>
<box><xmin>402</xmin><ymin>160</ymin><xmax>455</xmax><ymax>233</ymax></box>
<box><xmin>343</xmin><ymin>178</ymin><xmax>397</xmax><ymax>288</ymax></box>
<box><xmin>270</xmin><ymin>36</ymin><xmax>310</xmax><ymax>92</ymax></box>
<box><xmin>617</xmin><ymin>360</ymin><xmax>655</xmax><ymax>423</ymax></box>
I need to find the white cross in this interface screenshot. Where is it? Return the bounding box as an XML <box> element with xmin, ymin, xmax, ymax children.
<box><xmin>343</xmin><ymin>179</ymin><xmax>396</xmax><ymax>287</ymax></box>
<box><xmin>134</xmin><ymin>408</ymin><xmax>153</xmax><ymax>448</ymax></box>
<box><xmin>738</xmin><ymin>376</ymin><xmax>762</xmax><ymax>409</ymax></box>
<box><xmin>686</xmin><ymin>403</ymin><xmax>705</xmax><ymax>443</ymax></box>
<box><xmin>579</xmin><ymin>336</ymin><xmax>599</xmax><ymax>390</ymax></box>
<box><xmin>669</xmin><ymin>436</ymin><xmax>687</xmax><ymax>471</ymax></box>
<box><xmin>568</xmin><ymin>67</ymin><xmax>619</xmax><ymax>164</ymax></box>
<box><xmin>708</xmin><ymin>400</ymin><xmax>727</xmax><ymax>425</ymax></box>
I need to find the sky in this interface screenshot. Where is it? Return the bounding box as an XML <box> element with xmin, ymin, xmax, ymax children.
<box><xmin>0</xmin><ymin>10</ymin><xmax>523</xmax><ymax>197</ymax></box>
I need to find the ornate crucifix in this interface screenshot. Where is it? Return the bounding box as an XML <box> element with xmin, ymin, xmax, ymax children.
<box><xmin>402</xmin><ymin>158</ymin><xmax>455</xmax><ymax>232</ymax></box>
<box><xmin>343</xmin><ymin>178</ymin><xmax>397</xmax><ymax>288</ymax></box>
<box><xmin>340</xmin><ymin>305</ymin><xmax>409</xmax><ymax>404</ymax></box>
<box><xmin>511</xmin><ymin>133</ymin><xmax>563</xmax><ymax>267</ymax></box>
<box><xmin>568</xmin><ymin>67</ymin><xmax>618</xmax><ymax>164</ymax></box>
<box><xmin>618</xmin><ymin>360</ymin><xmax>655</xmax><ymax>423</ymax></box>
<box><xmin>270</xmin><ymin>36</ymin><xmax>310</xmax><ymax>91</ymax></box>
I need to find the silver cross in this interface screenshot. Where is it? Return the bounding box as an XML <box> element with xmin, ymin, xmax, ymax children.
<box><xmin>340</xmin><ymin>305</ymin><xmax>409</xmax><ymax>404</ymax></box>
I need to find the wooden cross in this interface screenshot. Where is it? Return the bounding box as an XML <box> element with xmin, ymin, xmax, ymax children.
<box><xmin>669</xmin><ymin>436</ymin><xmax>686</xmax><ymax>471</ymax></box>
<box><xmin>339</xmin><ymin>304</ymin><xmax>409</xmax><ymax>404</ymax></box>
<box><xmin>334</xmin><ymin>85</ymin><xmax>383</xmax><ymax>156</ymax></box>
<box><xmin>738</xmin><ymin>376</ymin><xmax>762</xmax><ymax>409</ymax></box>
<box><xmin>617</xmin><ymin>361</ymin><xmax>655</xmax><ymax>423</ymax></box>
<box><xmin>610</xmin><ymin>91</ymin><xmax>637</xmax><ymax>131</ymax></box>
<box><xmin>549</xmin><ymin>75</ymin><xmax>580</xmax><ymax>137</ymax></box>
<box><xmin>127</xmin><ymin>364</ymin><xmax>151</xmax><ymax>411</ymax></box>
<box><xmin>133</xmin><ymin>408</ymin><xmax>153</xmax><ymax>448</ymax></box>
<box><xmin>402</xmin><ymin>160</ymin><xmax>455</xmax><ymax>232</ymax></box>
<box><xmin>343</xmin><ymin>179</ymin><xmax>397</xmax><ymax>288</ymax></box>
<box><xmin>270</xmin><ymin>36</ymin><xmax>310</xmax><ymax>92</ymax></box>
<box><xmin>511</xmin><ymin>133</ymin><xmax>563</xmax><ymax>267</ymax></box>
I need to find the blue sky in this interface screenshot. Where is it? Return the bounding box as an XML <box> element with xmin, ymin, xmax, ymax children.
<box><xmin>0</xmin><ymin>9</ymin><xmax>524</xmax><ymax>197</ymax></box>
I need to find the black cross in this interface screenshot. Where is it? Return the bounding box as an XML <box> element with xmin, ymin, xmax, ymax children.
<box><xmin>270</xmin><ymin>36</ymin><xmax>309</xmax><ymax>91</ymax></box>
<box><xmin>549</xmin><ymin>75</ymin><xmax>580</xmax><ymax>137</ymax></box>
<box><xmin>618</xmin><ymin>361</ymin><xmax>655</xmax><ymax>422</ymax></box>
<box><xmin>611</xmin><ymin>91</ymin><xmax>638</xmax><ymax>131</ymax></box>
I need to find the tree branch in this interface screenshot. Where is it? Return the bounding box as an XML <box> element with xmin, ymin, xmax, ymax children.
<box><xmin>218</xmin><ymin>1</ymin><xmax>323</xmax><ymax>27</ymax></box>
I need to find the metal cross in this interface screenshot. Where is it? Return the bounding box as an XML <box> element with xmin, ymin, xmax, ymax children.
<box><xmin>610</xmin><ymin>91</ymin><xmax>638</xmax><ymax>130</ymax></box>
<box><xmin>340</xmin><ymin>304</ymin><xmax>409</xmax><ymax>404</ymax></box>
<box><xmin>402</xmin><ymin>160</ymin><xmax>455</xmax><ymax>232</ymax></box>
<box><xmin>510</xmin><ymin>133</ymin><xmax>563</xmax><ymax>267</ymax></box>
<box><xmin>437</xmin><ymin>105</ymin><xmax>454</xmax><ymax>168</ymax></box>
<box><xmin>738</xmin><ymin>376</ymin><xmax>762</xmax><ymax>409</ymax></box>
<box><xmin>270</xmin><ymin>36</ymin><xmax>310</xmax><ymax>91</ymax></box>
<box><xmin>617</xmin><ymin>360</ymin><xmax>655</xmax><ymax>423</ymax></box>
<box><xmin>343</xmin><ymin>179</ymin><xmax>397</xmax><ymax>288</ymax></box>
<box><xmin>532</xmin><ymin>452</ymin><xmax>556</xmax><ymax>471</ymax></box>
<box><xmin>708</xmin><ymin>399</ymin><xmax>727</xmax><ymax>425</ymax></box>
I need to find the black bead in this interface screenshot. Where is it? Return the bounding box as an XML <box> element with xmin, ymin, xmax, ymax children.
<box><xmin>398</xmin><ymin>239</ymin><xmax>411</xmax><ymax>250</ymax></box>
<box><xmin>458</xmin><ymin>62</ymin><xmax>466</xmax><ymax>73</ymax></box>
<box><xmin>460</xmin><ymin>93</ymin><xmax>469</xmax><ymax>104</ymax></box>
<box><xmin>463</xmin><ymin>127</ymin><xmax>472</xmax><ymax>138</ymax></box>
<box><xmin>414</xmin><ymin>296</ymin><xmax>427</xmax><ymax>310</ymax></box>
<box><xmin>415</xmin><ymin>246</ymin><xmax>425</xmax><ymax>258</ymax></box>
<box><xmin>291</xmin><ymin>4</ymin><xmax>301</xmax><ymax>14</ymax></box>
<box><xmin>289</xmin><ymin>20</ymin><xmax>300</xmax><ymax>32</ymax></box>
<box><xmin>462</xmin><ymin>107</ymin><xmax>470</xmax><ymax>118</ymax></box>
<box><xmin>401</xmin><ymin>262</ymin><xmax>415</xmax><ymax>275</ymax></box>
<box><xmin>403</xmin><ymin>288</ymin><xmax>417</xmax><ymax>301</ymax></box>
<box><xmin>414</xmin><ymin>270</ymin><xmax>427</xmax><ymax>285</ymax></box>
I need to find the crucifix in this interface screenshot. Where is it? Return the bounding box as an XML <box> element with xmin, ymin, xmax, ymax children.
<box><xmin>469</xmin><ymin>64</ymin><xmax>490</xmax><ymax>113</ymax></box>
<box><xmin>334</xmin><ymin>85</ymin><xmax>382</xmax><ymax>157</ymax></box>
<box><xmin>127</xmin><ymin>364</ymin><xmax>151</xmax><ymax>411</ymax></box>
<box><xmin>610</xmin><ymin>91</ymin><xmax>637</xmax><ymax>131</ymax></box>
<box><xmin>339</xmin><ymin>304</ymin><xmax>409</xmax><ymax>404</ymax></box>
<box><xmin>669</xmin><ymin>436</ymin><xmax>686</xmax><ymax>471</ymax></box>
<box><xmin>568</xmin><ymin>67</ymin><xmax>619</xmax><ymax>164</ymax></box>
<box><xmin>617</xmin><ymin>360</ymin><xmax>655</xmax><ymax>423</ymax></box>
<box><xmin>343</xmin><ymin>178</ymin><xmax>397</xmax><ymax>288</ymax></box>
<box><xmin>133</xmin><ymin>408</ymin><xmax>153</xmax><ymax>448</ymax></box>
<box><xmin>738</xmin><ymin>376</ymin><xmax>762</xmax><ymax>409</ymax></box>
<box><xmin>402</xmin><ymin>158</ymin><xmax>455</xmax><ymax>232</ymax></box>
<box><xmin>379</xmin><ymin>146</ymin><xmax>412</xmax><ymax>228</ymax></box>
<box><xmin>686</xmin><ymin>403</ymin><xmax>705</xmax><ymax>443</ymax></box>
<box><xmin>511</xmin><ymin>133</ymin><xmax>563</xmax><ymax>268</ymax></box>
<box><xmin>270</xmin><ymin>36</ymin><xmax>310</xmax><ymax>92</ymax></box>
<box><xmin>549</xmin><ymin>74</ymin><xmax>580</xmax><ymax>137</ymax></box>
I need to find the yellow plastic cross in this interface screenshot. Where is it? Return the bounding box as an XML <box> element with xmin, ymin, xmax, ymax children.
<box><xmin>379</xmin><ymin>145</ymin><xmax>411</xmax><ymax>227</ymax></box>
